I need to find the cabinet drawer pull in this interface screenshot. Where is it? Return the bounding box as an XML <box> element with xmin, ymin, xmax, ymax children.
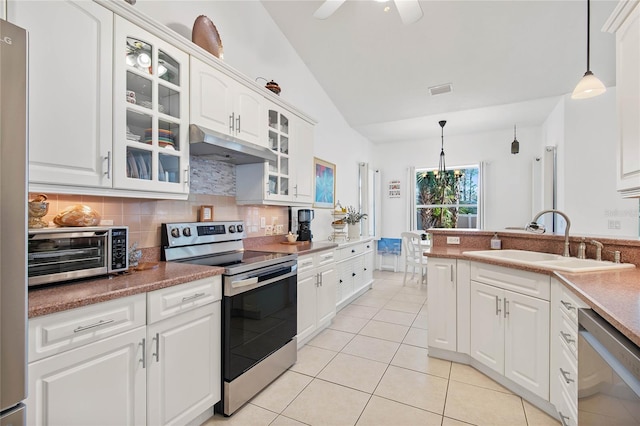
<box><xmin>182</xmin><ymin>292</ymin><xmax>206</xmax><ymax>302</ymax></box>
<box><xmin>229</xmin><ymin>112</ymin><xmax>235</xmax><ymax>133</ymax></box>
<box><xmin>504</xmin><ymin>299</ymin><xmax>509</xmax><ymax>318</ymax></box>
<box><xmin>152</xmin><ymin>332</ymin><xmax>160</xmax><ymax>362</ymax></box>
<box><xmin>105</xmin><ymin>151</ymin><xmax>111</xmax><ymax>179</ymax></box>
<box><xmin>236</xmin><ymin>115</ymin><xmax>241</xmax><ymax>133</ymax></box>
<box><xmin>559</xmin><ymin>412</ymin><xmax>570</xmax><ymax>426</ymax></box>
<box><xmin>73</xmin><ymin>318</ymin><xmax>114</xmax><ymax>333</ymax></box>
<box><xmin>559</xmin><ymin>367</ymin><xmax>574</xmax><ymax>384</ymax></box>
<box><xmin>560</xmin><ymin>300</ymin><xmax>574</xmax><ymax>311</ymax></box>
<box><xmin>140</xmin><ymin>338</ymin><xmax>146</xmax><ymax>369</ymax></box>
<box><xmin>560</xmin><ymin>331</ymin><xmax>576</xmax><ymax>344</ymax></box>
<box><xmin>496</xmin><ymin>296</ymin><xmax>502</xmax><ymax>316</ymax></box>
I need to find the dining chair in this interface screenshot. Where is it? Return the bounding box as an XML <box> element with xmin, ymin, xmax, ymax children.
<box><xmin>401</xmin><ymin>232</ymin><xmax>428</xmax><ymax>285</ymax></box>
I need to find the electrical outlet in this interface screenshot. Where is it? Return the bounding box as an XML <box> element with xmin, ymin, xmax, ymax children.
<box><xmin>260</xmin><ymin>217</ymin><xmax>266</xmax><ymax>228</ymax></box>
<box><xmin>275</xmin><ymin>224</ymin><xmax>284</xmax><ymax>234</ymax></box>
<box><xmin>265</xmin><ymin>225</ymin><xmax>273</xmax><ymax>236</ymax></box>
<box><xmin>447</xmin><ymin>236</ymin><xmax>461</xmax><ymax>244</ymax></box>
<box><xmin>608</xmin><ymin>220</ymin><xmax>621</xmax><ymax>229</ymax></box>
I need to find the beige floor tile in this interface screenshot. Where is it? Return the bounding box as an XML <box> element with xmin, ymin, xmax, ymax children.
<box><xmin>339</xmin><ymin>304</ymin><xmax>381</xmax><ymax>320</ymax></box>
<box><xmin>444</xmin><ymin>380</ymin><xmax>528</xmax><ymax>426</ymax></box>
<box><xmin>201</xmin><ymin>404</ymin><xmax>278</xmax><ymax>425</ymax></box>
<box><xmin>402</xmin><ymin>327</ymin><xmax>429</xmax><ymax>348</ymax></box>
<box><xmin>269</xmin><ymin>415</ymin><xmax>308</xmax><ymax>426</ymax></box>
<box><xmin>412</xmin><ymin>313</ymin><xmax>429</xmax><ymax>329</ymax></box>
<box><xmin>398</xmin><ymin>284</ymin><xmax>429</xmax><ymax>296</ymax></box>
<box><xmin>250</xmin><ymin>371</ymin><xmax>313</xmax><ymax>413</ymax></box>
<box><xmin>282</xmin><ymin>379</ymin><xmax>369</xmax><ymax>426</ymax></box>
<box><xmin>392</xmin><ymin>292</ymin><xmax>427</xmax><ymax>304</ymax></box>
<box><xmin>418</xmin><ymin>304</ymin><xmax>428</xmax><ymax>316</ymax></box>
<box><xmin>442</xmin><ymin>417</ymin><xmax>476</xmax><ymax>426</ymax></box>
<box><xmin>374</xmin><ymin>365</ymin><xmax>448</xmax><ymax>414</ymax></box>
<box><xmin>384</xmin><ymin>300</ymin><xmax>423</xmax><ymax>314</ymax></box>
<box><xmin>317</xmin><ymin>353</ymin><xmax>388</xmax><ymax>393</ymax></box>
<box><xmin>372</xmin><ymin>309</ymin><xmax>417</xmax><ymax>326</ymax></box>
<box><xmin>391</xmin><ymin>344</ymin><xmax>451</xmax><ymax>378</ymax></box>
<box><xmin>307</xmin><ymin>328</ymin><xmax>355</xmax><ymax>352</ymax></box>
<box><xmin>329</xmin><ymin>313</ymin><xmax>369</xmax><ymax>334</ymax></box>
<box><xmin>289</xmin><ymin>345</ymin><xmax>337</xmax><ymax>377</ymax></box>
<box><xmin>356</xmin><ymin>395</ymin><xmax>443</xmax><ymax>426</ymax></box>
<box><xmin>366</xmin><ymin>288</ymin><xmax>399</xmax><ymax>300</ymax></box>
<box><xmin>342</xmin><ymin>335</ymin><xmax>401</xmax><ymax>363</ymax></box>
<box><xmin>523</xmin><ymin>400</ymin><xmax>561</xmax><ymax>425</ymax></box>
<box><xmin>449</xmin><ymin>363</ymin><xmax>512</xmax><ymax>394</ymax></box>
<box><xmin>350</xmin><ymin>294</ymin><xmax>388</xmax><ymax>309</ymax></box>
<box><xmin>358</xmin><ymin>320</ymin><xmax>409</xmax><ymax>343</ymax></box>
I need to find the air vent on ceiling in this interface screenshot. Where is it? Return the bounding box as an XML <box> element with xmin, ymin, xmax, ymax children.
<box><xmin>429</xmin><ymin>83</ymin><xmax>453</xmax><ymax>96</ymax></box>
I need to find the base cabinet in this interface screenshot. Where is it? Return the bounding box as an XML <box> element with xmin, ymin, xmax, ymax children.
<box><xmin>335</xmin><ymin>239</ymin><xmax>374</xmax><ymax>310</ymax></box>
<box><xmin>297</xmin><ymin>249</ymin><xmax>337</xmax><ymax>347</ymax></box>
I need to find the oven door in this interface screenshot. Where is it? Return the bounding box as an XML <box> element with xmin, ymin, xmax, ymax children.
<box><xmin>222</xmin><ymin>260</ymin><xmax>297</xmax><ymax>382</ymax></box>
<box><xmin>577</xmin><ymin>309</ymin><xmax>640</xmax><ymax>425</ymax></box>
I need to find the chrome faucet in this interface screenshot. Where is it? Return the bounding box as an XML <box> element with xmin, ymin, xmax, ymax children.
<box><xmin>525</xmin><ymin>209</ymin><xmax>572</xmax><ymax>257</ymax></box>
<box><xmin>590</xmin><ymin>240</ymin><xmax>604</xmax><ymax>261</ymax></box>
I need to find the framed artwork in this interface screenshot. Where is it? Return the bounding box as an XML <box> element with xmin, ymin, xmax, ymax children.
<box><xmin>313</xmin><ymin>157</ymin><xmax>336</xmax><ymax>208</ymax></box>
<box><xmin>199</xmin><ymin>205</ymin><xmax>214</xmax><ymax>222</ymax></box>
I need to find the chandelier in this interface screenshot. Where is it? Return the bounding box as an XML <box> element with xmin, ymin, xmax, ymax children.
<box><xmin>431</xmin><ymin>120</ymin><xmax>462</xmax><ymax>185</ymax></box>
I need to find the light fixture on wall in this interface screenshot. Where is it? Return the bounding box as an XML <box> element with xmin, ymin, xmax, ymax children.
<box><xmin>511</xmin><ymin>125</ymin><xmax>520</xmax><ymax>155</ymax></box>
<box><xmin>571</xmin><ymin>0</ymin><xmax>606</xmax><ymax>99</ymax></box>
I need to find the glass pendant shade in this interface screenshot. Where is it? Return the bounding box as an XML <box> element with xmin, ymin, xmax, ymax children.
<box><xmin>511</xmin><ymin>125</ymin><xmax>520</xmax><ymax>154</ymax></box>
<box><xmin>571</xmin><ymin>71</ymin><xmax>606</xmax><ymax>99</ymax></box>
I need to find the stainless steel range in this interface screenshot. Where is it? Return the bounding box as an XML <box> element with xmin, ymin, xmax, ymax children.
<box><xmin>161</xmin><ymin>221</ymin><xmax>298</xmax><ymax>416</ymax></box>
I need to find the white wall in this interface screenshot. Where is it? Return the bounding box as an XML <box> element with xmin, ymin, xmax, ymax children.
<box><xmin>374</xmin><ymin>125</ymin><xmax>542</xmax><ymax>239</ymax></box>
<box><xmin>134</xmin><ymin>0</ymin><xmax>373</xmax><ymax>240</ymax></box>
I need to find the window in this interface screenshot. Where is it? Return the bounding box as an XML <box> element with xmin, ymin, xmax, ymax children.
<box><xmin>415</xmin><ymin>165</ymin><xmax>479</xmax><ymax>229</ymax></box>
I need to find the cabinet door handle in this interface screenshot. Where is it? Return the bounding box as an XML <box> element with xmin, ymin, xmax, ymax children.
<box><xmin>140</xmin><ymin>338</ymin><xmax>146</xmax><ymax>369</ymax></box>
<box><xmin>559</xmin><ymin>368</ymin><xmax>574</xmax><ymax>384</ymax></box>
<box><xmin>182</xmin><ymin>292</ymin><xmax>206</xmax><ymax>302</ymax></box>
<box><xmin>236</xmin><ymin>115</ymin><xmax>241</xmax><ymax>133</ymax></box>
<box><xmin>319</xmin><ymin>273</ymin><xmax>323</xmax><ymax>286</ymax></box>
<box><xmin>152</xmin><ymin>332</ymin><xmax>160</xmax><ymax>362</ymax></box>
<box><xmin>73</xmin><ymin>318</ymin><xmax>114</xmax><ymax>333</ymax></box>
<box><xmin>504</xmin><ymin>299</ymin><xmax>509</xmax><ymax>318</ymax></box>
<box><xmin>558</xmin><ymin>412</ymin><xmax>570</xmax><ymax>426</ymax></box>
<box><xmin>450</xmin><ymin>265</ymin><xmax>454</xmax><ymax>283</ymax></box>
<box><xmin>560</xmin><ymin>331</ymin><xmax>575</xmax><ymax>345</ymax></box>
<box><xmin>293</xmin><ymin>184</ymin><xmax>298</xmax><ymax>197</ymax></box>
<box><xmin>352</xmin><ymin>272</ymin><xmax>356</xmax><ymax>277</ymax></box>
<box><xmin>351</xmin><ymin>249</ymin><xmax>356</xmax><ymax>253</ymax></box>
<box><xmin>184</xmin><ymin>166</ymin><xmax>190</xmax><ymax>186</ymax></box>
<box><xmin>560</xmin><ymin>300</ymin><xmax>574</xmax><ymax>311</ymax></box>
<box><xmin>496</xmin><ymin>296</ymin><xmax>502</xmax><ymax>316</ymax></box>
<box><xmin>105</xmin><ymin>151</ymin><xmax>111</xmax><ymax>179</ymax></box>
<box><xmin>229</xmin><ymin>112</ymin><xmax>235</xmax><ymax>133</ymax></box>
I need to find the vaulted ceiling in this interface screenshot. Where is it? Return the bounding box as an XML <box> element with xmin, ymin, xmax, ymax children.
<box><xmin>261</xmin><ymin>0</ymin><xmax>618</xmax><ymax>142</ymax></box>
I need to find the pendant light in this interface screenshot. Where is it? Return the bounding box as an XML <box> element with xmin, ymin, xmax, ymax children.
<box><xmin>437</xmin><ymin>120</ymin><xmax>447</xmax><ymax>178</ymax></box>
<box><xmin>571</xmin><ymin>0</ymin><xmax>606</xmax><ymax>99</ymax></box>
<box><xmin>511</xmin><ymin>125</ymin><xmax>520</xmax><ymax>155</ymax></box>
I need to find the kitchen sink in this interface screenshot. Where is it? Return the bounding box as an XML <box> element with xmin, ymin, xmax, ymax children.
<box><xmin>463</xmin><ymin>249</ymin><xmax>635</xmax><ymax>273</ymax></box>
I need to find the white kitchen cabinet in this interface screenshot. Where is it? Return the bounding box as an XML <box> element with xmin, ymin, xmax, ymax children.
<box><xmin>297</xmin><ymin>249</ymin><xmax>337</xmax><ymax>347</ymax></box>
<box><xmin>469</xmin><ymin>262</ymin><xmax>550</xmax><ymax>400</ymax></box>
<box><xmin>427</xmin><ymin>258</ymin><xmax>458</xmax><ymax>352</ymax></box>
<box><xmin>236</xmin><ymin>105</ymin><xmax>315</xmax><ymax>206</ymax></box>
<box><xmin>113</xmin><ymin>16</ymin><xmax>190</xmax><ymax>195</ymax></box>
<box><xmin>605</xmin><ymin>1</ymin><xmax>640</xmax><ymax>197</ymax></box>
<box><xmin>335</xmin><ymin>239</ymin><xmax>374</xmax><ymax>310</ymax></box>
<box><xmin>27</xmin><ymin>294</ymin><xmax>147</xmax><ymax>426</ymax></box>
<box><xmin>7</xmin><ymin>0</ymin><xmax>113</xmax><ymax>189</ymax></box>
<box><xmin>189</xmin><ymin>56</ymin><xmax>264</xmax><ymax>147</ymax></box>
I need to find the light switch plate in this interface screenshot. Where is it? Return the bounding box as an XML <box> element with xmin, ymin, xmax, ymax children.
<box><xmin>275</xmin><ymin>224</ymin><xmax>284</xmax><ymax>234</ymax></box>
<box><xmin>265</xmin><ymin>225</ymin><xmax>273</xmax><ymax>236</ymax></box>
<box><xmin>447</xmin><ymin>236</ymin><xmax>460</xmax><ymax>244</ymax></box>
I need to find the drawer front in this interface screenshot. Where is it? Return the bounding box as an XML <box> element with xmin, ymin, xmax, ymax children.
<box><xmin>555</xmin><ymin>340</ymin><xmax>578</xmax><ymax>398</ymax></box>
<box><xmin>317</xmin><ymin>249</ymin><xmax>336</xmax><ymax>267</ymax></box>
<box><xmin>558</xmin><ymin>310</ymin><xmax>579</xmax><ymax>357</ymax></box>
<box><xmin>147</xmin><ymin>276</ymin><xmax>221</xmax><ymax>324</ymax></box>
<box><xmin>337</xmin><ymin>243</ymin><xmax>363</xmax><ymax>261</ymax></box>
<box><xmin>29</xmin><ymin>294</ymin><xmax>146</xmax><ymax>362</ymax></box>
<box><xmin>470</xmin><ymin>262</ymin><xmax>550</xmax><ymax>300</ymax></box>
<box><xmin>297</xmin><ymin>254</ymin><xmax>315</xmax><ymax>275</ymax></box>
<box><xmin>557</xmin><ymin>285</ymin><xmax>588</xmax><ymax>326</ymax></box>
<box><xmin>556</xmin><ymin>375</ymin><xmax>578</xmax><ymax>426</ymax></box>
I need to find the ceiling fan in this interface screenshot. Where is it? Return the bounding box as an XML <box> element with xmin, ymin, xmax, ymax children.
<box><xmin>313</xmin><ymin>0</ymin><xmax>423</xmax><ymax>25</ymax></box>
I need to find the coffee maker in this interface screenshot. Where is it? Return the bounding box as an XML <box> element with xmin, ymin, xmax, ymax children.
<box><xmin>297</xmin><ymin>209</ymin><xmax>314</xmax><ymax>242</ymax></box>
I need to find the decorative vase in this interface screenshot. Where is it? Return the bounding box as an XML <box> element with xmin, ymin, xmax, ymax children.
<box><xmin>348</xmin><ymin>223</ymin><xmax>360</xmax><ymax>240</ymax></box>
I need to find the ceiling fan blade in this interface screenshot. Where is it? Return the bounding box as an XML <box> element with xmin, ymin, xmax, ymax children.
<box><xmin>395</xmin><ymin>0</ymin><xmax>423</xmax><ymax>25</ymax></box>
<box><xmin>313</xmin><ymin>0</ymin><xmax>347</xmax><ymax>20</ymax></box>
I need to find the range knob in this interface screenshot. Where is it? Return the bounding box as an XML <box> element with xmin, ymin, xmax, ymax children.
<box><xmin>170</xmin><ymin>227</ymin><xmax>180</xmax><ymax>238</ymax></box>
<box><xmin>237</xmin><ymin>224</ymin><xmax>243</xmax><ymax>233</ymax></box>
<box><xmin>183</xmin><ymin>227</ymin><xmax>192</xmax><ymax>237</ymax></box>
<box><xmin>228</xmin><ymin>225</ymin><xmax>236</xmax><ymax>233</ymax></box>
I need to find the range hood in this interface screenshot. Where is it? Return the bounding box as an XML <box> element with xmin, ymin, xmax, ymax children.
<box><xmin>189</xmin><ymin>124</ymin><xmax>277</xmax><ymax>164</ymax></box>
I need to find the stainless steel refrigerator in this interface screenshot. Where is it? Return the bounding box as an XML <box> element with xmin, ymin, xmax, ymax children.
<box><xmin>0</xmin><ymin>18</ymin><xmax>28</xmax><ymax>426</ymax></box>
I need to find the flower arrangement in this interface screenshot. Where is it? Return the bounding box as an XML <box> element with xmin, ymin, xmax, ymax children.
<box><xmin>344</xmin><ymin>206</ymin><xmax>367</xmax><ymax>225</ymax></box>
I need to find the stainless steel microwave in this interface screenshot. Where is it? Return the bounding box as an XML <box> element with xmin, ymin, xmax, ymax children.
<box><xmin>28</xmin><ymin>226</ymin><xmax>129</xmax><ymax>287</ymax></box>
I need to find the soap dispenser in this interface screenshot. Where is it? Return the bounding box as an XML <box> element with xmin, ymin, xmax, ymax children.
<box><xmin>490</xmin><ymin>233</ymin><xmax>502</xmax><ymax>250</ymax></box>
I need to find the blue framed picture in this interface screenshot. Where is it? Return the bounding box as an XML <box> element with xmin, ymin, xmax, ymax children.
<box><xmin>313</xmin><ymin>157</ymin><xmax>335</xmax><ymax>208</ymax></box>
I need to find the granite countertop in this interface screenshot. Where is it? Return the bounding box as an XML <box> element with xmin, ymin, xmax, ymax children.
<box><xmin>250</xmin><ymin>241</ymin><xmax>338</xmax><ymax>255</ymax></box>
<box><xmin>426</xmin><ymin>247</ymin><xmax>640</xmax><ymax>348</ymax></box>
<box><xmin>28</xmin><ymin>262</ymin><xmax>223</xmax><ymax>318</ymax></box>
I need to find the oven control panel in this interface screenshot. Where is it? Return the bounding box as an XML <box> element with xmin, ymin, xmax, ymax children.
<box><xmin>162</xmin><ymin>221</ymin><xmax>246</xmax><ymax>247</ymax></box>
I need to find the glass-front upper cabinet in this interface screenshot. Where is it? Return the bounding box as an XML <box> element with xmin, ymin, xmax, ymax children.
<box><xmin>113</xmin><ymin>17</ymin><xmax>189</xmax><ymax>195</ymax></box>
<box><xmin>267</xmin><ymin>108</ymin><xmax>290</xmax><ymax>200</ymax></box>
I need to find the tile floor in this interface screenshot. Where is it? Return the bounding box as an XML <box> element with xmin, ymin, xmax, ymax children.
<box><xmin>202</xmin><ymin>270</ymin><xmax>560</xmax><ymax>426</ymax></box>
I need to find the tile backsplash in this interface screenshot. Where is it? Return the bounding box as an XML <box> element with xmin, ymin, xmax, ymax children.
<box><xmin>29</xmin><ymin>192</ymin><xmax>288</xmax><ymax>249</ymax></box>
